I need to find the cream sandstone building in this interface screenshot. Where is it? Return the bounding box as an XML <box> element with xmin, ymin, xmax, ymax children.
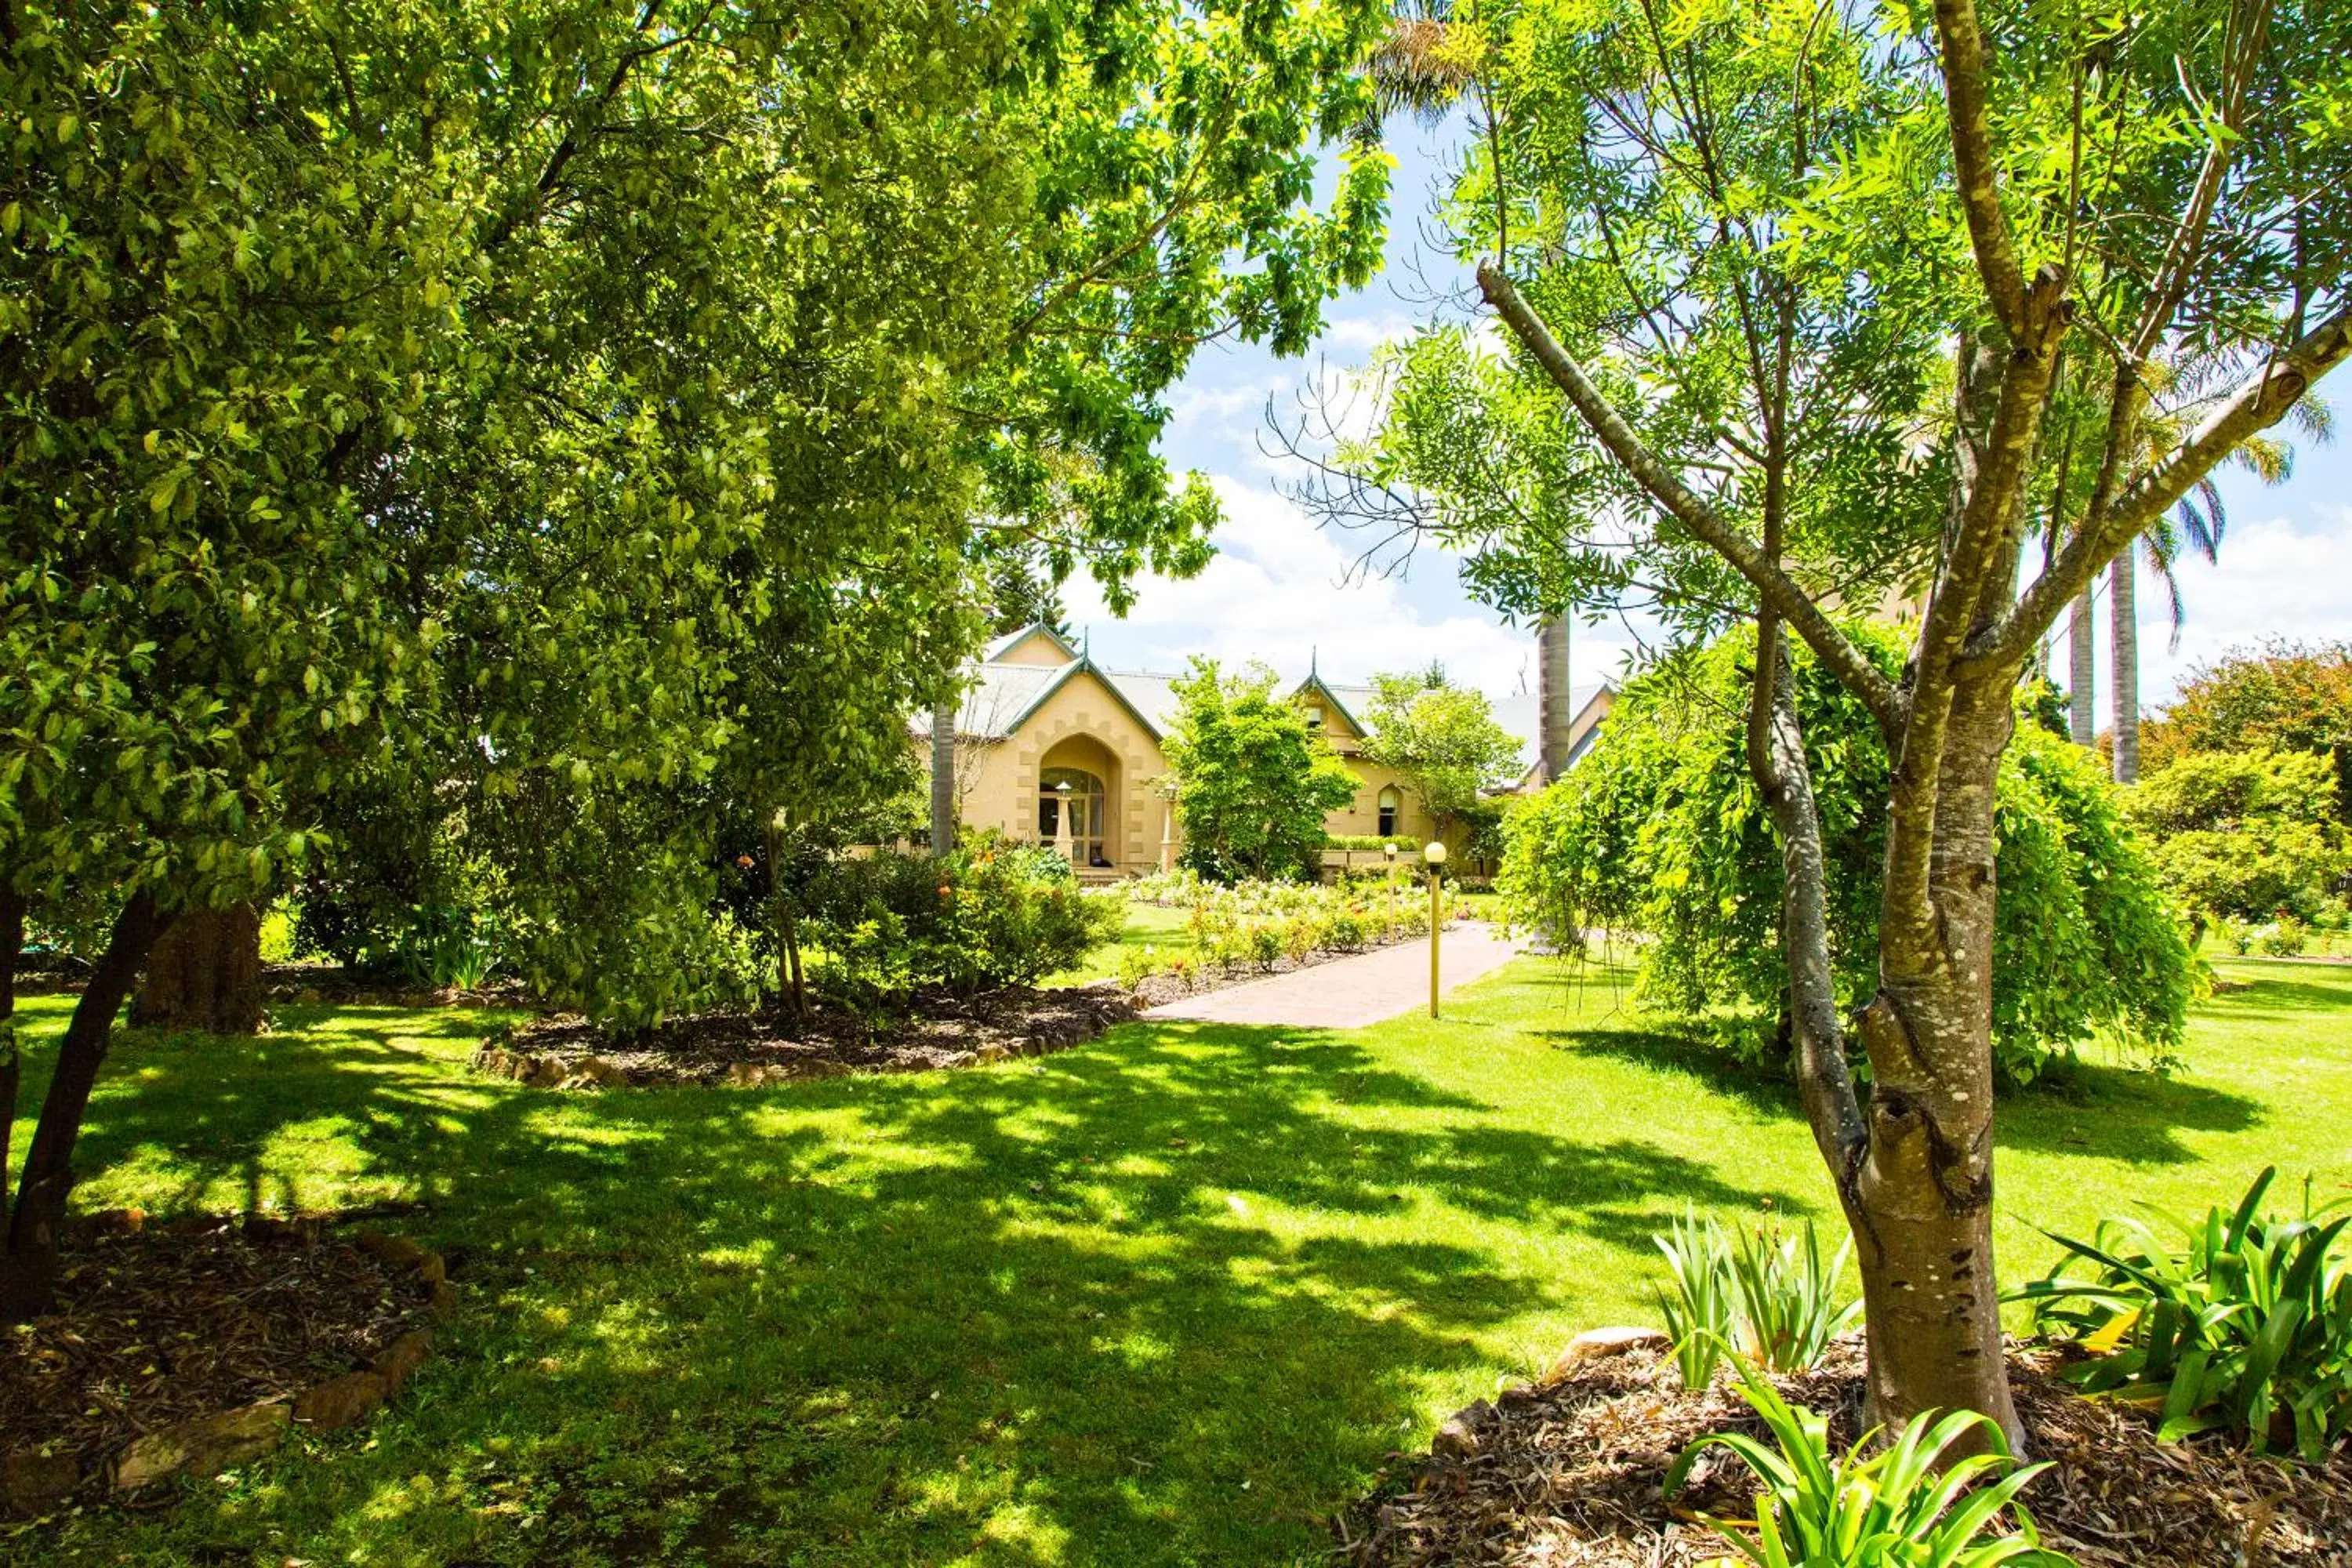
<box><xmin>924</xmin><ymin>624</ymin><xmax>1610</xmax><ymax>881</ymax></box>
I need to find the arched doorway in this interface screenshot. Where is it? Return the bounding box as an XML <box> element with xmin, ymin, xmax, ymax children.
<box><xmin>1039</xmin><ymin>768</ymin><xmax>1108</xmax><ymax>867</ymax></box>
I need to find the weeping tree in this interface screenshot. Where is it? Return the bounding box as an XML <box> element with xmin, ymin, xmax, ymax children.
<box><xmin>1304</xmin><ymin>0</ymin><xmax>2350</xmax><ymax>1443</ymax></box>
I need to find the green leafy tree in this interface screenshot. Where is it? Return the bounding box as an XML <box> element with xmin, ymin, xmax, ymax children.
<box><xmin>1501</xmin><ymin>629</ymin><xmax>2191</xmax><ymax>1083</ymax></box>
<box><xmin>2143</xmin><ymin>640</ymin><xmax>2352</xmax><ymax>822</ymax></box>
<box><xmin>1359</xmin><ymin>670</ymin><xmax>1525</xmax><ymax>841</ymax></box>
<box><xmin>1163</xmin><ymin>660</ymin><xmax>1359</xmax><ymax>882</ymax></box>
<box><xmin>1</xmin><ymin>0</ymin><xmax>1392</xmax><ymax>1316</ymax></box>
<box><xmin>1312</xmin><ymin>0</ymin><xmax>2352</xmax><ymax>1439</ymax></box>
<box><xmin>2127</xmin><ymin>750</ymin><xmax>2350</xmax><ymax>927</ymax></box>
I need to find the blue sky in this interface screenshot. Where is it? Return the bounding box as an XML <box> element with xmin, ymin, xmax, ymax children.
<box><xmin>1063</xmin><ymin>119</ymin><xmax>2352</xmax><ymax>724</ymax></box>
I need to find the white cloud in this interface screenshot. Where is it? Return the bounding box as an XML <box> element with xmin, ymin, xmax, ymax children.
<box><xmin>2114</xmin><ymin>506</ymin><xmax>2352</xmax><ymax>709</ymax></box>
<box><xmin>1069</xmin><ymin>476</ymin><xmax>1637</xmax><ymax>714</ymax></box>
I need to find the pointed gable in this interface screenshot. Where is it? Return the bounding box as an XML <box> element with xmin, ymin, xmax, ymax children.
<box><xmin>985</xmin><ymin>623</ymin><xmax>1082</xmax><ymax>667</ymax></box>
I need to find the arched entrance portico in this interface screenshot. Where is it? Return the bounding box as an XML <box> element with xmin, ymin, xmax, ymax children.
<box><xmin>1036</xmin><ymin>733</ymin><xmax>1122</xmax><ymax>869</ymax></box>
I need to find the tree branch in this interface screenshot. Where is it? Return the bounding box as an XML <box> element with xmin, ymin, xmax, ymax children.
<box><xmin>1931</xmin><ymin>0</ymin><xmax>2027</xmax><ymax>334</ymax></box>
<box><xmin>1969</xmin><ymin>298</ymin><xmax>2352</xmax><ymax>668</ymax></box>
<box><xmin>1746</xmin><ymin>619</ymin><xmax>1869</xmax><ymax>1175</ymax></box>
<box><xmin>1476</xmin><ymin>259</ymin><xmax>1903</xmax><ymax>739</ymax></box>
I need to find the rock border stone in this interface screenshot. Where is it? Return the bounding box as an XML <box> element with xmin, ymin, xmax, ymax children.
<box><xmin>0</xmin><ymin>1221</ymin><xmax>460</xmax><ymax>1514</ymax></box>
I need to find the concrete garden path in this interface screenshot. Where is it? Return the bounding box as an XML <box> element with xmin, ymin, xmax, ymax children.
<box><xmin>1142</xmin><ymin>923</ymin><xmax>1528</xmax><ymax>1029</ymax></box>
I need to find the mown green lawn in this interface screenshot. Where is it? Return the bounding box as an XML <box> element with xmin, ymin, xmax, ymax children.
<box><xmin>6</xmin><ymin>957</ymin><xmax>2349</xmax><ymax>1566</ymax></box>
<box><xmin>1044</xmin><ymin>900</ymin><xmax>1192</xmax><ymax>985</ymax></box>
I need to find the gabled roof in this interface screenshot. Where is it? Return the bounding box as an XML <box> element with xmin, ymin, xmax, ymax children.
<box><xmin>982</xmin><ymin>622</ymin><xmax>1082</xmax><ymax>665</ymax></box>
<box><xmin>1504</xmin><ymin>682</ymin><xmax>1616</xmax><ymax>788</ymax></box>
<box><xmin>917</xmin><ymin>655</ymin><xmax>1178</xmax><ymax>743</ymax></box>
<box><xmin>1290</xmin><ymin>673</ymin><xmax>1374</xmax><ymax>738</ymax></box>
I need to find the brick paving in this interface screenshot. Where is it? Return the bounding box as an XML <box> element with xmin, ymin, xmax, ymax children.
<box><xmin>1141</xmin><ymin>923</ymin><xmax>1528</xmax><ymax>1029</ymax></box>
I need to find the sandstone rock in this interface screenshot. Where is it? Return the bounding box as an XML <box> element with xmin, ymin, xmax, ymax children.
<box><xmin>89</xmin><ymin>1207</ymin><xmax>146</xmax><ymax>1233</ymax></box>
<box><xmin>1542</xmin><ymin>1325</ymin><xmax>1671</xmax><ymax>1384</ymax></box>
<box><xmin>521</xmin><ymin>1056</ymin><xmax>567</xmax><ymax>1089</ymax></box>
<box><xmin>575</xmin><ymin>1055</ymin><xmax>630</xmax><ymax>1087</ymax></box>
<box><xmin>1432</xmin><ymin>1407</ymin><xmax>1486</xmax><ymax>1459</ymax></box>
<box><xmin>369</xmin><ymin>1330</ymin><xmax>434</xmax><ymax>1392</ymax></box>
<box><xmin>354</xmin><ymin>1229</ymin><xmax>426</xmax><ymax>1269</ymax></box>
<box><xmin>3</xmin><ymin>1448</ymin><xmax>79</xmax><ymax>1512</ymax></box>
<box><xmin>974</xmin><ymin>1044</ymin><xmax>1015</xmax><ymax>1064</ymax></box>
<box><xmin>111</xmin><ymin>1400</ymin><xmax>290</xmax><ymax>1490</ymax></box>
<box><xmin>293</xmin><ymin>1370</ymin><xmax>389</xmax><ymax>1432</ymax></box>
<box><xmin>416</xmin><ymin>1249</ymin><xmax>447</xmax><ymax>1284</ymax></box>
<box><xmin>429</xmin><ymin>1279</ymin><xmax>460</xmax><ymax>1318</ymax></box>
<box><xmin>797</xmin><ymin>1058</ymin><xmax>851</xmax><ymax>1079</ymax></box>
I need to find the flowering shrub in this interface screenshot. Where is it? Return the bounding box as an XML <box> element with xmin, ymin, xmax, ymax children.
<box><xmin>808</xmin><ymin>835</ymin><xmax>1124</xmax><ymax>1004</ymax></box>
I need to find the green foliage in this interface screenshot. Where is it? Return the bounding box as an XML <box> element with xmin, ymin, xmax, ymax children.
<box><xmin>807</xmin><ymin>837</ymin><xmax>1123</xmax><ymax>1007</ymax></box>
<box><xmin>2016</xmin><ymin>1168</ymin><xmax>2352</xmax><ymax>1460</ymax></box>
<box><xmin>1358</xmin><ymin>672</ymin><xmax>1524</xmax><ymax>834</ymax></box>
<box><xmin>2128</xmin><ymin>750</ymin><xmax>2352</xmax><ymax>925</ymax></box>
<box><xmin>1666</xmin><ymin>1367</ymin><xmax>2071</xmax><ymax>1568</ymax></box>
<box><xmin>1500</xmin><ymin>628</ymin><xmax>2194</xmax><ymax>1082</ymax></box>
<box><xmin>1327</xmin><ymin>833</ymin><xmax>1425</xmax><ymax>853</ymax></box>
<box><xmin>1730</xmin><ymin>1220</ymin><xmax>1864</xmax><ymax>1374</ymax></box>
<box><xmin>2</xmin><ymin>0</ymin><xmax>1393</xmax><ymax>1033</ymax></box>
<box><xmin>1655</xmin><ymin>1211</ymin><xmax>1737</xmax><ymax>1391</ymax></box>
<box><xmin>1654</xmin><ymin>1214</ymin><xmax>1859</xmax><ymax>1383</ymax></box>
<box><xmin>1162</xmin><ymin>659</ymin><xmax>1359</xmax><ymax>883</ymax></box>
<box><xmin>2143</xmin><ymin>641</ymin><xmax>2352</xmax><ymax>823</ymax></box>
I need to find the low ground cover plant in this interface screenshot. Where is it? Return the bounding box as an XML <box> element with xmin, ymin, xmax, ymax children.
<box><xmin>1657</xmin><ymin>1214</ymin><xmax>1861</xmax><ymax>1386</ymax></box>
<box><xmin>2016</xmin><ymin>1167</ymin><xmax>2352</xmax><ymax>1459</ymax></box>
<box><xmin>1111</xmin><ymin>869</ymin><xmax>1435</xmax><ymax>993</ymax></box>
<box><xmin>1666</xmin><ymin>1367</ymin><xmax>2072</xmax><ymax>1566</ymax></box>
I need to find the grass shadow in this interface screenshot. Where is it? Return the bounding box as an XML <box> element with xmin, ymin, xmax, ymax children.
<box><xmin>7</xmin><ymin>994</ymin><xmax>1738</xmax><ymax>1566</ymax></box>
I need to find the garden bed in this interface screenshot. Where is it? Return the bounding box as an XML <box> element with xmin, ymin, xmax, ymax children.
<box><xmin>0</xmin><ymin>1211</ymin><xmax>453</xmax><ymax>1515</ymax></box>
<box><xmin>1122</xmin><ymin>923</ymin><xmax>1442</xmax><ymax>1011</ymax></box>
<box><xmin>1338</xmin><ymin>1333</ymin><xmax>2352</xmax><ymax>1566</ymax></box>
<box><xmin>472</xmin><ymin>982</ymin><xmax>1137</xmax><ymax>1088</ymax></box>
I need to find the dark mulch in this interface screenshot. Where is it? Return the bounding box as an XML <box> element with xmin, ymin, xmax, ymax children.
<box><xmin>0</xmin><ymin>1211</ymin><xmax>438</xmax><ymax>1501</ymax></box>
<box><xmin>261</xmin><ymin>962</ymin><xmax>536</xmax><ymax>1010</ymax></box>
<box><xmin>478</xmin><ymin>982</ymin><xmax>1138</xmax><ymax>1087</ymax></box>
<box><xmin>1339</xmin><ymin>1336</ymin><xmax>2352</xmax><ymax>1566</ymax></box>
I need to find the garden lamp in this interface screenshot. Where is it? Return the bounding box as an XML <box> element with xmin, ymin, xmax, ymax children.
<box><xmin>1423</xmin><ymin>840</ymin><xmax>1447</xmax><ymax>1018</ymax></box>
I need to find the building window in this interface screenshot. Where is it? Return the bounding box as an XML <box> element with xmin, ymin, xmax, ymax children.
<box><xmin>1377</xmin><ymin>786</ymin><xmax>1400</xmax><ymax>837</ymax></box>
<box><xmin>1304</xmin><ymin>702</ymin><xmax>1325</xmax><ymax>730</ymax></box>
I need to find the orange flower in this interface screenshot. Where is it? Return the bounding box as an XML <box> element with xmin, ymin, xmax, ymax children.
<box><xmin>735</xmin><ymin>854</ymin><xmax>755</xmax><ymax>869</ymax></box>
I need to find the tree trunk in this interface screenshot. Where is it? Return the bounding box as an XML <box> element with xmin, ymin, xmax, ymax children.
<box><xmin>0</xmin><ymin>887</ymin><xmax>24</xmax><ymax>1246</ymax></box>
<box><xmin>2</xmin><ymin>893</ymin><xmax>170</xmax><ymax>1322</ymax></box>
<box><xmin>2067</xmin><ymin>586</ymin><xmax>2096</xmax><ymax>747</ymax></box>
<box><xmin>2108</xmin><ymin>552</ymin><xmax>2139</xmax><ymax>782</ymax></box>
<box><xmin>929</xmin><ymin>696</ymin><xmax>958</xmax><ymax>858</ymax></box>
<box><xmin>1852</xmin><ymin>670</ymin><xmax>2023</xmax><ymax>1450</ymax></box>
<box><xmin>130</xmin><ymin>902</ymin><xmax>264</xmax><ymax>1034</ymax></box>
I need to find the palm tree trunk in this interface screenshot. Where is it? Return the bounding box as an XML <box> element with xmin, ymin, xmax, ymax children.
<box><xmin>2109</xmin><ymin>552</ymin><xmax>2139</xmax><ymax>782</ymax></box>
<box><xmin>2067</xmin><ymin>587</ymin><xmax>2096</xmax><ymax>747</ymax></box>
<box><xmin>928</xmin><ymin>696</ymin><xmax>957</xmax><ymax>857</ymax></box>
